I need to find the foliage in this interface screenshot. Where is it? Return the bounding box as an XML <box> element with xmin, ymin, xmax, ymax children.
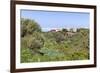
<box><xmin>27</xmin><ymin>32</ymin><xmax>44</xmax><ymax>49</ymax></box>
<box><xmin>62</xmin><ymin>28</ymin><xmax>68</xmax><ymax>32</ymax></box>
<box><xmin>21</xmin><ymin>18</ymin><xmax>89</xmax><ymax>63</ymax></box>
<box><xmin>21</xmin><ymin>18</ymin><xmax>41</xmax><ymax>37</ymax></box>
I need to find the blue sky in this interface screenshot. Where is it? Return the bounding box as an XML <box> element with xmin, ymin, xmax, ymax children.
<box><xmin>21</xmin><ymin>10</ymin><xmax>90</xmax><ymax>31</ymax></box>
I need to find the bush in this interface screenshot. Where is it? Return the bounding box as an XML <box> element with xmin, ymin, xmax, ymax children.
<box><xmin>27</xmin><ymin>32</ymin><xmax>45</xmax><ymax>54</ymax></box>
<box><xmin>52</xmin><ymin>32</ymin><xmax>65</xmax><ymax>43</ymax></box>
<box><xmin>21</xmin><ymin>48</ymin><xmax>33</xmax><ymax>63</ymax></box>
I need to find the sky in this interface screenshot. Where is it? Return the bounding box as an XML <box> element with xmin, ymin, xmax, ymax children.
<box><xmin>21</xmin><ymin>10</ymin><xmax>90</xmax><ymax>31</ymax></box>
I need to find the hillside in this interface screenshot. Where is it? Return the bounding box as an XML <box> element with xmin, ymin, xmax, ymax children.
<box><xmin>21</xmin><ymin>18</ymin><xmax>89</xmax><ymax>63</ymax></box>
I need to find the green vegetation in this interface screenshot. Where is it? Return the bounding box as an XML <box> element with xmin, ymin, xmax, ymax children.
<box><xmin>21</xmin><ymin>18</ymin><xmax>89</xmax><ymax>63</ymax></box>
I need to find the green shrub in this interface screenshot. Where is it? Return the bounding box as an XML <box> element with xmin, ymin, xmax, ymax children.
<box><xmin>21</xmin><ymin>48</ymin><xmax>33</xmax><ymax>63</ymax></box>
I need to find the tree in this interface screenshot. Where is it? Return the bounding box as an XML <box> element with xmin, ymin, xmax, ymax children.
<box><xmin>78</xmin><ymin>28</ymin><xmax>89</xmax><ymax>49</ymax></box>
<box><xmin>62</xmin><ymin>28</ymin><xmax>68</xmax><ymax>32</ymax></box>
<box><xmin>21</xmin><ymin>18</ymin><xmax>41</xmax><ymax>37</ymax></box>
